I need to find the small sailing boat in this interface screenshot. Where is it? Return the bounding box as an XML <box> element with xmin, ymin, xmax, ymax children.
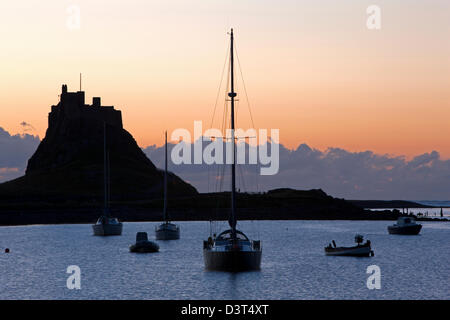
<box><xmin>203</xmin><ymin>29</ymin><xmax>262</xmax><ymax>272</ymax></box>
<box><xmin>388</xmin><ymin>216</ymin><xmax>422</xmax><ymax>235</ymax></box>
<box><xmin>155</xmin><ymin>131</ymin><xmax>180</xmax><ymax>240</ymax></box>
<box><xmin>325</xmin><ymin>235</ymin><xmax>374</xmax><ymax>257</ymax></box>
<box><xmin>92</xmin><ymin>122</ymin><xmax>123</xmax><ymax>236</ymax></box>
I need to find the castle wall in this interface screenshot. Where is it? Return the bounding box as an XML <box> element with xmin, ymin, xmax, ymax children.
<box><xmin>48</xmin><ymin>86</ymin><xmax>123</xmax><ymax>129</ymax></box>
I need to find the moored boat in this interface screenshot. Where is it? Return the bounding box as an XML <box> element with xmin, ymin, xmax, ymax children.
<box><xmin>388</xmin><ymin>216</ymin><xmax>422</xmax><ymax>235</ymax></box>
<box><xmin>92</xmin><ymin>122</ymin><xmax>123</xmax><ymax>236</ymax></box>
<box><xmin>156</xmin><ymin>222</ymin><xmax>180</xmax><ymax>240</ymax></box>
<box><xmin>130</xmin><ymin>232</ymin><xmax>159</xmax><ymax>253</ymax></box>
<box><xmin>204</xmin><ymin>230</ymin><xmax>262</xmax><ymax>271</ymax></box>
<box><xmin>155</xmin><ymin>131</ymin><xmax>180</xmax><ymax>240</ymax></box>
<box><xmin>202</xmin><ymin>29</ymin><xmax>262</xmax><ymax>272</ymax></box>
<box><xmin>93</xmin><ymin>216</ymin><xmax>122</xmax><ymax>236</ymax></box>
<box><xmin>325</xmin><ymin>235</ymin><xmax>374</xmax><ymax>257</ymax></box>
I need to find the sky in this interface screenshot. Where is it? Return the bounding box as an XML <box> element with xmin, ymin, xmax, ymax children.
<box><xmin>144</xmin><ymin>141</ymin><xmax>450</xmax><ymax>200</ymax></box>
<box><xmin>0</xmin><ymin>0</ymin><xmax>449</xmax><ymax>157</ymax></box>
<box><xmin>0</xmin><ymin>1</ymin><xmax>449</xmax><ymax>199</ymax></box>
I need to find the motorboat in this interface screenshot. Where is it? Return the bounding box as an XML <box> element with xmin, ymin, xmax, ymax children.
<box><xmin>388</xmin><ymin>216</ymin><xmax>422</xmax><ymax>235</ymax></box>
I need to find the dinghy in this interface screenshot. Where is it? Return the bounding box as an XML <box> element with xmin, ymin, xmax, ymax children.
<box><xmin>130</xmin><ymin>232</ymin><xmax>159</xmax><ymax>253</ymax></box>
<box><xmin>325</xmin><ymin>234</ymin><xmax>374</xmax><ymax>257</ymax></box>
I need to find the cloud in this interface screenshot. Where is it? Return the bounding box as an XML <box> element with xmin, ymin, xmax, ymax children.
<box><xmin>0</xmin><ymin>127</ymin><xmax>40</xmax><ymax>182</ymax></box>
<box><xmin>0</xmin><ymin>125</ymin><xmax>448</xmax><ymax>200</ymax></box>
<box><xmin>143</xmin><ymin>140</ymin><xmax>450</xmax><ymax>200</ymax></box>
<box><xmin>20</xmin><ymin>121</ymin><xmax>36</xmax><ymax>133</ymax></box>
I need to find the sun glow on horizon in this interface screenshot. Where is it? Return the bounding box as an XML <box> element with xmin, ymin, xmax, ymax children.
<box><xmin>1</xmin><ymin>0</ymin><xmax>449</xmax><ymax>159</ymax></box>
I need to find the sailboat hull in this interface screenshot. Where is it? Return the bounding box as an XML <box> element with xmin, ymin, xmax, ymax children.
<box><xmin>203</xmin><ymin>249</ymin><xmax>262</xmax><ymax>272</ymax></box>
<box><xmin>155</xmin><ymin>222</ymin><xmax>180</xmax><ymax>240</ymax></box>
<box><xmin>155</xmin><ymin>228</ymin><xmax>180</xmax><ymax>240</ymax></box>
<box><xmin>92</xmin><ymin>223</ymin><xmax>123</xmax><ymax>236</ymax></box>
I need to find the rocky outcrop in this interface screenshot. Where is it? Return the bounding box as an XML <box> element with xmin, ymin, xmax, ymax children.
<box><xmin>0</xmin><ymin>85</ymin><xmax>197</xmax><ymax>201</ymax></box>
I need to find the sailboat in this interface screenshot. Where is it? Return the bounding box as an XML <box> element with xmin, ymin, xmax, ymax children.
<box><xmin>155</xmin><ymin>131</ymin><xmax>180</xmax><ymax>240</ymax></box>
<box><xmin>203</xmin><ymin>29</ymin><xmax>262</xmax><ymax>271</ymax></box>
<box><xmin>92</xmin><ymin>122</ymin><xmax>123</xmax><ymax>236</ymax></box>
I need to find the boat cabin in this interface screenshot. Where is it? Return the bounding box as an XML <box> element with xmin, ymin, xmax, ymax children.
<box><xmin>396</xmin><ymin>217</ymin><xmax>417</xmax><ymax>226</ymax></box>
<box><xmin>96</xmin><ymin>216</ymin><xmax>121</xmax><ymax>225</ymax></box>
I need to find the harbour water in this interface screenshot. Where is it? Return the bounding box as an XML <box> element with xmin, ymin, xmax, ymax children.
<box><xmin>0</xmin><ymin>220</ymin><xmax>448</xmax><ymax>300</ymax></box>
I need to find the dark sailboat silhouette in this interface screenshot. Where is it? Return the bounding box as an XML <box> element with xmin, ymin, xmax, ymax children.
<box><xmin>203</xmin><ymin>29</ymin><xmax>262</xmax><ymax>271</ymax></box>
<box><xmin>92</xmin><ymin>122</ymin><xmax>123</xmax><ymax>236</ymax></box>
<box><xmin>155</xmin><ymin>131</ymin><xmax>180</xmax><ymax>240</ymax></box>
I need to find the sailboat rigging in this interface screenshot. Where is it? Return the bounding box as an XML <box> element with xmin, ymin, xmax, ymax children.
<box><xmin>92</xmin><ymin>122</ymin><xmax>123</xmax><ymax>236</ymax></box>
<box><xmin>155</xmin><ymin>131</ymin><xmax>180</xmax><ymax>240</ymax></box>
<box><xmin>203</xmin><ymin>29</ymin><xmax>262</xmax><ymax>271</ymax></box>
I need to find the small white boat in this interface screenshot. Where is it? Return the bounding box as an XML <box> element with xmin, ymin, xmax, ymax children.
<box><xmin>325</xmin><ymin>235</ymin><xmax>374</xmax><ymax>257</ymax></box>
<box><xmin>388</xmin><ymin>216</ymin><xmax>422</xmax><ymax>235</ymax></box>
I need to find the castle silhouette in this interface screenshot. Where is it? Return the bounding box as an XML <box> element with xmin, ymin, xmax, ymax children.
<box><xmin>49</xmin><ymin>84</ymin><xmax>123</xmax><ymax>129</ymax></box>
<box><xmin>0</xmin><ymin>83</ymin><xmax>198</xmax><ymax>202</ymax></box>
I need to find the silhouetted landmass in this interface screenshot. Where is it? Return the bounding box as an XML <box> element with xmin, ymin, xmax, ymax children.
<box><xmin>0</xmin><ymin>187</ymin><xmax>427</xmax><ymax>226</ymax></box>
<box><xmin>349</xmin><ymin>200</ymin><xmax>432</xmax><ymax>209</ymax></box>
<box><xmin>0</xmin><ymin>85</ymin><xmax>197</xmax><ymax>203</ymax></box>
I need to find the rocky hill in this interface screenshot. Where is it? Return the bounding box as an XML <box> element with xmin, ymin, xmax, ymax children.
<box><xmin>0</xmin><ymin>85</ymin><xmax>197</xmax><ymax>202</ymax></box>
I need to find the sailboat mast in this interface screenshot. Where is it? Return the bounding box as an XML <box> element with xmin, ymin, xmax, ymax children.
<box><xmin>103</xmin><ymin>122</ymin><xmax>108</xmax><ymax>216</ymax></box>
<box><xmin>228</xmin><ymin>28</ymin><xmax>237</xmax><ymax>238</ymax></box>
<box><xmin>163</xmin><ymin>131</ymin><xmax>168</xmax><ymax>222</ymax></box>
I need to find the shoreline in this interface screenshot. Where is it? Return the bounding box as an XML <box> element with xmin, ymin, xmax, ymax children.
<box><xmin>0</xmin><ymin>207</ymin><xmax>447</xmax><ymax>227</ymax></box>
<box><xmin>1</xmin><ymin>218</ymin><xmax>447</xmax><ymax>228</ymax></box>
<box><xmin>1</xmin><ymin>190</ymin><xmax>447</xmax><ymax>227</ymax></box>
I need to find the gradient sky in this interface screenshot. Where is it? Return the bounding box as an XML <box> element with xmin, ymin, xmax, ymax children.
<box><xmin>1</xmin><ymin>0</ymin><xmax>449</xmax><ymax>158</ymax></box>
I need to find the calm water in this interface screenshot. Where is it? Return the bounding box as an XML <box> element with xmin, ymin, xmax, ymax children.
<box><xmin>0</xmin><ymin>220</ymin><xmax>449</xmax><ymax>300</ymax></box>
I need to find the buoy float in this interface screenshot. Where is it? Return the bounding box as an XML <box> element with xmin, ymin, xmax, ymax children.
<box><xmin>5</xmin><ymin>248</ymin><xmax>10</xmax><ymax>253</ymax></box>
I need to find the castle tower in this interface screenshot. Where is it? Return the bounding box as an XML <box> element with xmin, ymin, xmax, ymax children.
<box><xmin>49</xmin><ymin>85</ymin><xmax>122</xmax><ymax>129</ymax></box>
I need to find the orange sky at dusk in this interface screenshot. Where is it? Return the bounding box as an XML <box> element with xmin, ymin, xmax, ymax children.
<box><xmin>1</xmin><ymin>0</ymin><xmax>449</xmax><ymax>158</ymax></box>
